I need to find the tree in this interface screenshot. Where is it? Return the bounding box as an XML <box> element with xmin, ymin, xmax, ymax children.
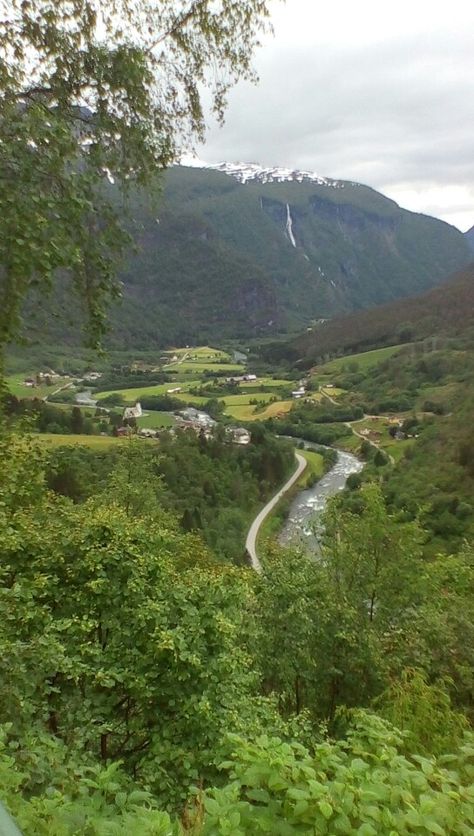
<box><xmin>71</xmin><ymin>405</ymin><xmax>84</xmax><ymax>434</ymax></box>
<box><xmin>199</xmin><ymin>714</ymin><xmax>474</xmax><ymax>834</ymax></box>
<box><xmin>0</xmin><ymin>0</ymin><xmax>271</xmax><ymax>354</ymax></box>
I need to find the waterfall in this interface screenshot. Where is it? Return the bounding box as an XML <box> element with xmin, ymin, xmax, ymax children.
<box><xmin>285</xmin><ymin>203</ymin><xmax>296</xmax><ymax>247</ymax></box>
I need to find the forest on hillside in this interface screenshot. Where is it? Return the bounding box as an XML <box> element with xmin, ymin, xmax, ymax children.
<box><xmin>1</xmin><ymin>421</ymin><xmax>474</xmax><ymax>833</ymax></box>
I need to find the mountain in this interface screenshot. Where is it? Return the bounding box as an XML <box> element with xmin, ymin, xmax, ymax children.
<box><xmin>20</xmin><ymin>161</ymin><xmax>472</xmax><ymax>350</ymax></box>
<box><xmin>110</xmin><ymin>162</ymin><xmax>471</xmax><ymax>347</ymax></box>
<box><xmin>263</xmin><ymin>263</ymin><xmax>474</xmax><ymax>366</ymax></box>
<box><xmin>466</xmin><ymin>225</ymin><xmax>474</xmax><ymax>254</ymax></box>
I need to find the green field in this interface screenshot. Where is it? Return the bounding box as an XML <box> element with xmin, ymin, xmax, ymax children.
<box><xmin>165</xmin><ymin>361</ymin><xmax>242</xmax><ymax>373</ymax></box>
<box><xmin>224</xmin><ymin>400</ymin><xmax>293</xmax><ymax>422</ymax></box>
<box><xmin>239</xmin><ymin>378</ymin><xmax>292</xmax><ymax>390</ymax></box>
<box><xmin>319</xmin><ymin>343</ymin><xmax>410</xmax><ymax>374</ymax></box>
<box><xmin>33</xmin><ymin>433</ymin><xmax>128</xmax><ymax>448</ymax></box>
<box><xmin>164</xmin><ymin>345</ymin><xmax>232</xmax><ymax>362</ymax></box>
<box><xmin>297</xmin><ymin>449</ymin><xmax>325</xmax><ymax>488</ymax></box>
<box><xmin>6</xmin><ymin>374</ymin><xmax>71</xmax><ymax>400</ymax></box>
<box><xmin>384</xmin><ymin>438</ymin><xmax>416</xmax><ymax>463</ymax></box>
<box><xmin>319</xmin><ymin>386</ymin><xmax>345</xmax><ymax>399</ymax></box>
<box><xmin>95</xmin><ymin>380</ymin><xmax>201</xmax><ymax>402</ymax></box>
<box><xmin>336</xmin><ymin>434</ymin><xmax>363</xmax><ymax>453</ymax></box>
<box><xmin>137</xmin><ymin>411</ymin><xmax>176</xmax><ymax>429</ymax></box>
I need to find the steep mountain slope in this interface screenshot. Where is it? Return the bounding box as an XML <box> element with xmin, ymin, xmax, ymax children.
<box><xmin>266</xmin><ymin>263</ymin><xmax>474</xmax><ymax>365</ymax></box>
<box><xmin>110</xmin><ymin>163</ymin><xmax>470</xmax><ymax>346</ymax></box>
<box><xmin>16</xmin><ymin>163</ymin><xmax>472</xmax><ymax>350</ymax></box>
<box><xmin>466</xmin><ymin>225</ymin><xmax>474</xmax><ymax>253</ymax></box>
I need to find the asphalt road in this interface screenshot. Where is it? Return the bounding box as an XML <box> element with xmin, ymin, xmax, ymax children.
<box><xmin>245</xmin><ymin>452</ymin><xmax>307</xmax><ymax>573</ymax></box>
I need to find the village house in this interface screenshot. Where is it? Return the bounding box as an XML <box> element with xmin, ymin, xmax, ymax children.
<box><xmin>167</xmin><ymin>387</ymin><xmax>182</xmax><ymax>394</ymax></box>
<box><xmin>226</xmin><ymin>426</ymin><xmax>251</xmax><ymax>445</ymax></box>
<box><xmin>176</xmin><ymin>407</ymin><xmax>216</xmax><ymax>431</ymax></box>
<box><xmin>115</xmin><ymin>426</ymin><xmax>130</xmax><ymax>437</ymax></box>
<box><xmin>292</xmin><ymin>386</ymin><xmax>306</xmax><ymax>399</ymax></box>
<box><xmin>82</xmin><ymin>371</ymin><xmax>102</xmax><ymax>382</ymax></box>
<box><xmin>138</xmin><ymin>427</ymin><xmax>158</xmax><ymax>439</ymax></box>
<box><xmin>225</xmin><ymin>374</ymin><xmax>258</xmax><ymax>384</ymax></box>
<box><xmin>123</xmin><ymin>402</ymin><xmax>143</xmax><ymax>421</ymax></box>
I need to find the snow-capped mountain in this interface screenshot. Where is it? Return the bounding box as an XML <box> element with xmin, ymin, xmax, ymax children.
<box><xmin>179</xmin><ymin>153</ymin><xmax>347</xmax><ymax>188</ymax></box>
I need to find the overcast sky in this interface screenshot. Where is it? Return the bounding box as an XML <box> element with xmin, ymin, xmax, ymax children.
<box><xmin>195</xmin><ymin>0</ymin><xmax>474</xmax><ymax>232</ymax></box>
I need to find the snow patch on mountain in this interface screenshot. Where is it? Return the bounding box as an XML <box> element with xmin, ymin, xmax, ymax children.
<box><xmin>179</xmin><ymin>154</ymin><xmax>347</xmax><ymax>188</ymax></box>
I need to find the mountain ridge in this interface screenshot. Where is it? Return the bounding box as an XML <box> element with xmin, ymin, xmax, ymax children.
<box><xmin>265</xmin><ymin>262</ymin><xmax>474</xmax><ymax>366</ymax></box>
<box><xmin>19</xmin><ymin>163</ymin><xmax>473</xmax><ymax>350</ymax></box>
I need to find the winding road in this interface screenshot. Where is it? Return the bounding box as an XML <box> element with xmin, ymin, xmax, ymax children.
<box><xmin>245</xmin><ymin>452</ymin><xmax>307</xmax><ymax>573</ymax></box>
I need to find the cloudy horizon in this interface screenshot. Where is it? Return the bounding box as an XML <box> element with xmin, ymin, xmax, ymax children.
<box><xmin>193</xmin><ymin>0</ymin><xmax>474</xmax><ymax>232</ymax></box>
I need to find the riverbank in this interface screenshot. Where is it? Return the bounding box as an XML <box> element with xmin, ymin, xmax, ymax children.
<box><xmin>247</xmin><ymin>442</ymin><xmax>363</xmax><ymax>568</ymax></box>
<box><xmin>245</xmin><ymin>452</ymin><xmax>307</xmax><ymax>572</ymax></box>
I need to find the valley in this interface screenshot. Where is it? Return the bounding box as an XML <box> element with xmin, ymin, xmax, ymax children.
<box><xmin>2</xmin><ymin>2</ymin><xmax>474</xmax><ymax>832</ymax></box>
<box><xmin>7</xmin><ymin>313</ymin><xmax>473</xmax><ymax>556</ymax></box>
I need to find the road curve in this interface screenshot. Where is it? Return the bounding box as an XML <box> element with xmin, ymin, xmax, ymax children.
<box><xmin>245</xmin><ymin>452</ymin><xmax>307</xmax><ymax>573</ymax></box>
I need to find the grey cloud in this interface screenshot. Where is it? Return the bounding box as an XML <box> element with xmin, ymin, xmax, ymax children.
<box><xmin>198</xmin><ymin>26</ymin><xmax>474</xmax><ymax>228</ymax></box>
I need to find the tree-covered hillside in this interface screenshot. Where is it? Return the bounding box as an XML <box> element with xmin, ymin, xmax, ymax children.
<box><xmin>1</xmin><ymin>430</ymin><xmax>473</xmax><ymax>834</ymax></box>
<box><xmin>262</xmin><ymin>263</ymin><xmax>474</xmax><ymax>365</ymax></box>
<box><xmin>21</xmin><ymin>166</ymin><xmax>471</xmax><ymax>351</ymax></box>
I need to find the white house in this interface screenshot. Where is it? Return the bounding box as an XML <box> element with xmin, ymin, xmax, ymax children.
<box><xmin>123</xmin><ymin>402</ymin><xmax>143</xmax><ymax>420</ymax></box>
<box><xmin>292</xmin><ymin>386</ymin><xmax>306</xmax><ymax>399</ymax></box>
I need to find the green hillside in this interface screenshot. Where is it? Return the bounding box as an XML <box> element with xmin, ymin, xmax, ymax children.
<box><xmin>266</xmin><ymin>263</ymin><xmax>474</xmax><ymax>366</ymax></box>
<box><xmin>16</xmin><ymin>166</ymin><xmax>471</xmax><ymax>353</ymax></box>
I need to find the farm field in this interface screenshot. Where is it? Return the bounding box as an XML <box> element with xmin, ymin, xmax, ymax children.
<box><xmin>137</xmin><ymin>411</ymin><xmax>176</xmax><ymax>429</ymax></box>
<box><xmin>32</xmin><ymin>433</ymin><xmax>129</xmax><ymax>449</ymax></box>
<box><xmin>6</xmin><ymin>374</ymin><xmax>71</xmax><ymax>400</ymax></box>
<box><xmin>319</xmin><ymin>386</ymin><xmax>345</xmax><ymax>399</ymax></box>
<box><xmin>225</xmin><ymin>400</ymin><xmax>293</xmax><ymax>422</ymax></box>
<box><xmin>164</xmin><ymin>346</ymin><xmax>232</xmax><ymax>362</ymax></box>
<box><xmin>165</xmin><ymin>361</ymin><xmax>242</xmax><ymax>373</ymax></box>
<box><xmin>95</xmin><ymin>380</ymin><xmax>201</xmax><ymax>401</ymax></box>
<box><xmin>318</xmin><ymin>343</ymin><xmax>411</xmax><ymax>374</ymax></box>
<box><xmin>239</xmin><ymin>378</ymin><xmax>291</xmax><ymax>390</ymax></box>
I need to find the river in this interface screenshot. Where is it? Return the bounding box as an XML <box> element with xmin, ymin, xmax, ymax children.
<box><xmin>278</xmin><ymin>444</ymin><xmax>363</xmax><ymax>550</ymax></box>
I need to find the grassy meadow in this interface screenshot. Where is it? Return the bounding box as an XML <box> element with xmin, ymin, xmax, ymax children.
<box><xmin>318</xmin><ymin>343</ymin><xmax>410</xmax><ymax>374</ymax></box>
<box><xmin>32</xmin><ymin>433</ymin><xmax>130</xmax><ymax>449</ymax></box>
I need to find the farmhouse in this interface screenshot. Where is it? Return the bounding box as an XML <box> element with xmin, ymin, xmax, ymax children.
<box><xmin>116</xmin><ymin>427</ymin><xmax>130</xmax><ymax>437</ymax></box>
<box><xmin>138</xmin><ymin>428</ymin><xmax>158</xmax><ymax>439</ymax></box>
<box><xmin>226</xmin><ymin>426</ymin><xmax>251</xmax><ymax>445</ymax></box>
<box><xmin>176</xmin><ymin>407</ymin><xmax>216</xmax><ymax>431</ymax></box>
<box><xmin>123</xmin><ymin>402</ymin><xmax>143</xmax><ymax>420</ymax></box>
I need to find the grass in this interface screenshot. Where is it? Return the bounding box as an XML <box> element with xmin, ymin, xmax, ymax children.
<box><xmin>239</xmin><ymin>378</ymin><xmax>292</xmax><ymax>390</ymax></box>
<box><xmin>95</xmin><ymin>380</ymin><xmax>201</xmax><ymax>401</ymax></box>
<box><xmin>164</xmin><ymin>361</ymin><xmax>242</xmax><ymax>373</ymax></box>
<box><xmin>6</xmin><ymin>374</ymin><xmax>71</xmax><ymax>400</ymax></box>
<box><xmin>319</xmin><ymin>386</ymin><xmax>345</xmax><ymax>399</ymax></box>
<box><xmin>164</xmin><ymin>345</ymin><xmax>232</xmax><ymax>361</ymax></box>
<box><xmin>257</xmin><ymin>448</ymin><xmax>325</xmax><ymax>548</ymax></box>
<box><xmin>296</xmin><ymin>449</ymin><xmax>325</xmax><ymax>488</ymax></box>
<box><xmin>224</xmin><ymin>400</ymin><xmax>293</xmax><ymax>421</ymax></box>
<box><xmin>137</xmin><ymin>411</ymin><xmax>176</xmax><ymax>429</ymax></box>
<box><xmin>319</xmin><ymin>343</ymin><xmax>411</xmax><ymax>374</ymax></box>
<box><xmin>33</xmin><ymin>433</ymin><xmax>129</xmax><ymax>448</ymax></box>
<box><xmin>336</xmin><ymin>434</ymin><xmax>362</xmax><ymax>453</ymax></box>
<box><xmin>385</xmin><ymin>438</ymin><xmax>416</xmax><ymax>463</ymax></box>
<box><xmin>223</xmin><ymin>392</ymin><xmax>276</xmax><ymax>406</ymax></box>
